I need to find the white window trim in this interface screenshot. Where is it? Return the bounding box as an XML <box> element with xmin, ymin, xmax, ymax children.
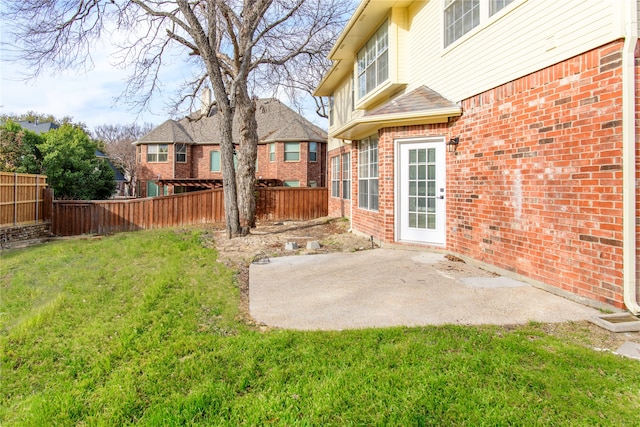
<box><xmin>309</xmin><ymin>142</ymin><xmax>318</xmax><ymax>162</ymax></box>
<box><xmin>284</xmin><ymin>142</ymin><xmax>300</xmax><ymax>162</ymax></box>
<box><xmin>442</xmin><ymin>0</ymin><xmax>522</xmax><ymax>54</ymax></box>
<box><xmin>356</xmin><ymin>20</ymin><xmax>389</xmax><ymax>101</ymax></box>
<box><xmin>210</xmin><ymin>150</ymin><xmax>221</xmax><ymax>172</ymax></box>
<box><xmin>269</xmin><ymin>143</ymin><xmax>275</xmax><ymax>162</ymax></box>
<box><xmin>146</xmin><ymin>144</ymin><xmax>168</xmax><ymax>163</ymax></box>
<box><xmin>331</xmin><ymin>156</ymin><xmax>340</xmax><ymax>198</ymax></box>
<box><xmin>175</xmin><ymin>143</ymin><xmax>187</xmax><ymax>163</ymax></box>
<box><xmin>342</xmin><ymin>152</ymin><xmax>351</xmax><ymax>200</ymax></box>
<box><xmin>358</xmin><ymin>135</ymin><xmax>379</xmax><ymax>211</ymax></box>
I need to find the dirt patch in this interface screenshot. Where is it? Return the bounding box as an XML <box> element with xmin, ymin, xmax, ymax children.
<box><xmin>201</xmin><ymin>217</ymin><xmax>639</xmax><ymax>353</ymax></box>
<box><xmin>200</xmin><ymin>217</ymin><xmax>374</xmax><ymax>327</ymax></box>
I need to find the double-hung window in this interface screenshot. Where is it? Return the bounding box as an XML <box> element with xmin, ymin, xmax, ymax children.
<box><xmin>358</xmin><ymin>136</ymin><xmax>378</xmax><ymax>211</ymax></box>
<box><xmin>444</xmin><ymin>0</ymin><xmax>515</xmax><ymax>48</ymax></box>
<box><xmin>331</xmin><ymin>156</ymin><xmax>340</xmax><ymax>198</ymax></box>
<box><xmin>309</xmin><ymin>142</ymin><xmax>318</xmax><ymax>162</ymax></box>
<box><xmin>357</xmin><ymin>21</ymin><xmax>388</xmax><ymax>99</ymax></box>
<box><xmin>342</xmin><ymin>153</ymin><xmax>351</xmax><ymax>200</ymax></box>
<box><xmin>269</xmin><ymin>143</ymin><xmax>275</xmax><ymax>162</ymax></box>
<box><xmin>284</xmin><ymin>142</ymin><xmax>300</xmax><ymax>162</ymax></box>
<box><xmin>210</xmin><ymin>150</ymin><xmax>221</xmax><ymax>172</ymax></box>
<box><xmin>147</xmin><ymin>144</ymin><xmax>168</xmax><ymax>162</ymax></box>
<box><xmin>175</xmin><ymin>143</ymin><xmax>186</xmax><ymax>163</ymax></box>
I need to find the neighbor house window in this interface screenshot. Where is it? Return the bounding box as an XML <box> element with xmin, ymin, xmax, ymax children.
<box><xmin>342</xmin><ymin>153</ymin><xmax>351</xmax><ymax>200</ymax></box>
<box><xmin>357</xmin><ymin>20</ymin><xmax>388</xmax><ymax>99</ymax></box>
<box><xmin>269</xmin><ymin>143</ymin><xmax>275</xmax><ymax>162</ymax></box>
<box><xmin>284</xmin><ymin>142</ymin><xmax>300</xmax><ymax>161</ymax></box>
<box><xmin>147</xmin><ymin>144</ymin><xmax>168</xmax><ymax>162</ymax></box>
<box><xmin>283</xmin><ymin>180</ymin><xmax>300</xmax><ymax>187</ymax></box>
<box><xmin>444</xmin><ymin>0</ymin><xmax>479</xmax><ymax>47</ymax></box>
<box><xmin>309</xmin><ymin>142</ymin><xmax>318</xmax><ymax>162</ymax></box>
<box><xmin>331</xmin><ymin>156</ymin><xmax>340</xmax><ymax>197</ymax></box>
<box><xmin>490</xmin><ymin>0</ymin><xmax>515</xmax><ymax>16</ymax></box>
<box><xmin>175</xmin><ymin>143</ymin><xmax>187</xmax><ymax>163</ymax></box>
<box><xmin>358</xmin><ymin>136</ymin><xmax>378</xmax><ymax>211</ymax></box>
<box><xmin>210</xmin><ymin>150</ymin><xmax>221</xmax><ymax>172</ymax></box>
<box><xmin>146</xmin><ymin>181</ymin><xmax>167</xmax><ymax>197</ymax></box>
<box><xmin>136</xmin><ymin>145</ymin><xmax>141</xmax><ymax>163</ymax></box>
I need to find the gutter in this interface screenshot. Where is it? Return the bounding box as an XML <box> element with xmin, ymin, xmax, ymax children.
<box><xmin>622</xmin><ymin>0</ymin><xmax>639</xmax><ymax>315</ymax></box>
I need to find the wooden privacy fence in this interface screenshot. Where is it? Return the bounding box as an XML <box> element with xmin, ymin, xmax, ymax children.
<box><xmin>0</xmin><ymin>172</ymin><xmax>49</xmax><ymax>227</ymax></box>
<box><xmin>52</xmin><ymin>187</ymin><xmax>328</xmax><ymax>236</ymax></box>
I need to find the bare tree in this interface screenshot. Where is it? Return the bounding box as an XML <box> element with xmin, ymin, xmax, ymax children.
<box><xmin>93</xmin><ymin>122</ymin><xmax>154</xmax><ymax>197</ymax></box>
<box><xmin>3</xmin><ymin>0</ymin><xmax>353</xmax><ymax>237</ymax></box>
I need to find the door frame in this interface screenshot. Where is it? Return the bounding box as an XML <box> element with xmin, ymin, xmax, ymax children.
<box><xmin>394</xmin><ymin>136</ymin><xmax>447</xmax><ymax>246</ymax></box>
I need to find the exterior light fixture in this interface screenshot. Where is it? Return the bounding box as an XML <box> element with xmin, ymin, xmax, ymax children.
<box><xmin>447</xmin><ymin>137</ymin><xmax>460</xmax><ymax>153</ymax></box>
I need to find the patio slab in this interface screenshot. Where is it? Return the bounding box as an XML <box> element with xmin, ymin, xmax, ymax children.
<box><xmin>249</xmin><ymin>249</ymin><xmax>600</xmax><ymax>331</ymax></box>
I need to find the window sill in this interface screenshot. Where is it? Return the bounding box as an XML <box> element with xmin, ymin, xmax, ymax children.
<box><xmin>355</xmin><ymin>80</ymin><xmax>407</xmax><ymax>111</ymax></box>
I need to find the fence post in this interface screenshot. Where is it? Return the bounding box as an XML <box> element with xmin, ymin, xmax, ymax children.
<box><xmin>13</xmin><ymin>172</ymin><xmax>17</xmax><ymax>226</ymax></box>
<box><xmin>35</xmin><ymin>175</ymin><xmax>40</xmax><ymax>224</ymax></box>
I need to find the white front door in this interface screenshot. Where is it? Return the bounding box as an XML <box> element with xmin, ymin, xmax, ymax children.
<box><xmin>396</xmin><ymin>138</ymin><xmax>446</xmax><ymax>245</ymax></box>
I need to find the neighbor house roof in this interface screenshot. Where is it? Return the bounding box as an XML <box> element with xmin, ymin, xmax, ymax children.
<box><xmin>95</xmin><ymin>150</ymin><xmax>127</xmax><ymax>182</ymax></box>
<box><xmin>0</xmin><ymin>121</ymin><xmax>60</xmax><ymax>134</ymax></box>
<box><xmin>135</xmin><ymin>98</ymin><xmax>327</xmax><ymax>145</ymax></box>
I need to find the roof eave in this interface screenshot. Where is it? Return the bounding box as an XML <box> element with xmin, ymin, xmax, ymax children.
<box><xmin>330</xmin><ymin>106</ymin><xmax>462</xmax><ymax>140</ymax></box>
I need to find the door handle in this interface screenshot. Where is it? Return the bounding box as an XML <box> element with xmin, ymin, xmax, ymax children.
<box><xmin>438</xmin><ymin>195</ymin><xmax>444</xmax><ymax>200</ymax></box>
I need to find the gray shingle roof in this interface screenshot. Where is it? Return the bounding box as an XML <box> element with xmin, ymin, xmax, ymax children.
<box><xmin>365</xmin><ymin>86</ymin><xmax>459</xmax><ymax>116</ymax></box>
<box><xmin>136</xmin><ymin>98</ymin><xmax>326</xmax><ymax>145</ymax></box>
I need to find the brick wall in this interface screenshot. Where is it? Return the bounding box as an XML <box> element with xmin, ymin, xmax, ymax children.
<box><xmin>137</xmin><ymin>141</ymin><xmax>326</xmax><ymax>196</ymax></box>
<box><xmin>349</xmin><ymin>40</ymin><xmax>632</xmax><ymax>307</ymax></box>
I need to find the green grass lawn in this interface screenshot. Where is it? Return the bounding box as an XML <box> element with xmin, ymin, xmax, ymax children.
<box><xmin>1</xmin><ymin>229</ymin><xmax>639</xmax><ymax>426</ymax></box>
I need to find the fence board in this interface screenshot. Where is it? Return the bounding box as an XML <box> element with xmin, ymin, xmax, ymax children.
<box><xmin>0</xmin><ymin>172</ymin><xmax>48</xmax><ymax>227</ymax></box>
<box><xmin>51</xmin><ymin>187</ymin><xmax>328</xmax><ymax>236</ymax></box>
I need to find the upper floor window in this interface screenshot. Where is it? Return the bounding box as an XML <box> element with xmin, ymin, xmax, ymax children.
<box><xmin>309</xmin><ymin>142</ymin><xmax>318</xmax><ymax>162</ymax></box>
<box><xmin>175</xmin><ymin>143</ymin><xmax>187</xmax><ymax>163</ymax></box>
<box><xmin>490</xmin><ymin>0</ymin><xmax>515</xmax><ymax>16</ymax></box>
<box><xmin>136</xmin><ymin>145</ymin><xmax>141</xmax><ymax>163</ymax></box>
<box><xmin>444</xmin><ymin>0</ymin><xmax>479</xmax><ymax>47</ymax></box>
<box><xmin>147</xmin><ymin>144</ymin><xmax>168</xmax><ymax>163</ymax></box>
<box><xmin>357</xmin><ymin>20</ymin><xmax>388</xmax><ymax>100</ymax></box>
<box><xmin>284</xmin><ymin>142</ymin><xmax>300</xmax><ymax>162</ymax></box>
<box><xmin>269</xmin><ymin>143</ymin><xmax>275</xmax><ymax>162</ymax></box>
<box><xmin>444</xmin><ymin>0</ymin><xmax>515</xmax><ymax>48</ymax></box>
<box><xmin>210</xmin><ymin>150</ymin><xmax>221</xmax><ymax>172</ymax></box>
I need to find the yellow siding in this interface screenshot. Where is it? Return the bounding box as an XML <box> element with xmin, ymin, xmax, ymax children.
<box><xmin>328</xmin><ymin>76</ymin><xmax>352</xmax><ymax>151</ymax></box>
<box><xmin>403</xmin><ymin>0</ymin><xmax>622</xmax><ymax>102</ymax></box>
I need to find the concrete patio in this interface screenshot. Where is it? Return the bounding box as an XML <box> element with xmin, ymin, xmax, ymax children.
<box><xmin>249</xmin><ymin>248</ymin><xmax>600</xmax><ymax>331</ymax></box>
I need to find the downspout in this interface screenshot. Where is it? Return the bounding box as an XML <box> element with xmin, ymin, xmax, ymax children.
<box><xmin>622</xmin><ymin>0</ymin><xmax>640</xmax><ymax>315</ymax></box>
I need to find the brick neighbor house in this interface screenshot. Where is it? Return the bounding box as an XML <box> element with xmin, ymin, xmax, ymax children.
<box><xmin>314</xmin><ymin>0</ymin><xmax>640</xmax><ymax>312</ymax></box>
<box><xmin>135</xmin><ymin>98</ymin><xmax>327</xmax><ymax>197</ymax></box>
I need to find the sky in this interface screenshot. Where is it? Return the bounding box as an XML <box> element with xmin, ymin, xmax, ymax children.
<box><xmin>0</xmin><ymin>21</ymin><xmax>327</xmax><ymax>134</ymax></box>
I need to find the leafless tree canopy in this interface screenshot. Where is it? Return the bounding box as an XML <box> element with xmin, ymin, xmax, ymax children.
<box><xmin>3</xmin><ymin>0</ymin><xmax>355</xmax><ymax>236</ymax></box>
<box><xmin>93</xmin><ymin>122</ymin><xmax>154</xmax><ymax>197</ymax></box>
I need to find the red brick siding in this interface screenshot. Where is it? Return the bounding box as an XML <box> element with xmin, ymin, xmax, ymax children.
<box><xmin>137</xmin><ymin>141</ymin><xmax>325</xmax><ymax>197</ymax></box>
<box><xmin>349</xmin><ymin>40</ymin><xmax>631</xmax><ymax>307</ymax></box>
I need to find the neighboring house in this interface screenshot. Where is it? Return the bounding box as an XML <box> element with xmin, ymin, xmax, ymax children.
<box><xmin>315</xmin><ymin>0</ymin><xmax>640</xmax><ymax>312</ymax></box>
<box><xmin>13</xmin><ymin>120</ymin><xmax>59</xmax><ymax>134</ymax></box>
<box><xmin>95</xmin><ymin>150</ymin><xmax>128</xmax><ymax>197</ymax></box>
<box><xmin>134</xmin><ymin>98</ymin><xmax>327</xmax><ymax>197</ymax></box>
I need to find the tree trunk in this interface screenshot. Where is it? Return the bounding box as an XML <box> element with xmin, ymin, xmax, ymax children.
<box><xmin>217</xmin><ymin>107</ymin><xmax>241</xmax><ymax>238</ymax></box>
<box><xmin>235</xmin><ymin>89</ymin><xmax>258</xmax><ymax>236</ymax></box>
